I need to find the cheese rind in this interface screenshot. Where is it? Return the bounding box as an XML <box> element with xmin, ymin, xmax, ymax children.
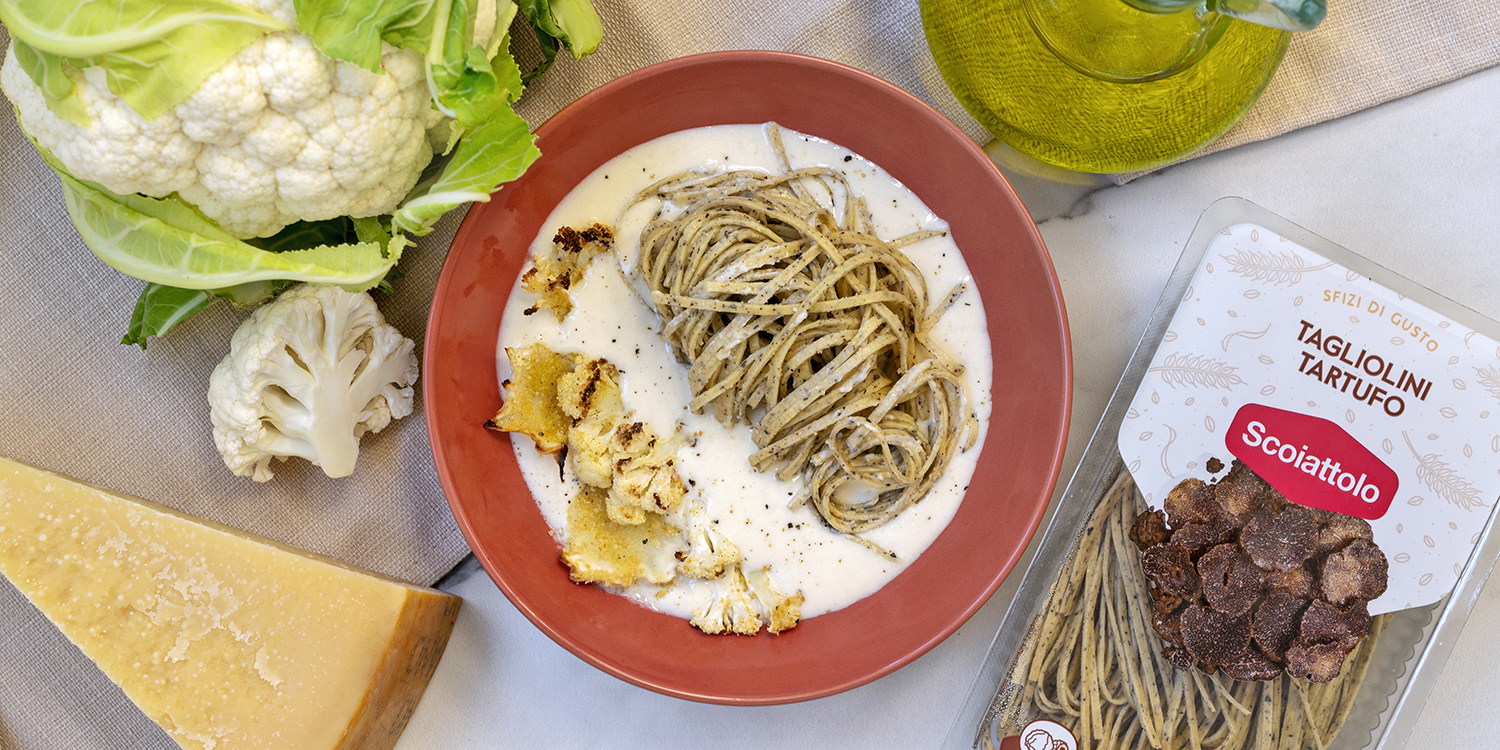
<box><xmin>0</xmin><ymin>456</ymin><xmax>460</xmax><ymax>750</ymax></box>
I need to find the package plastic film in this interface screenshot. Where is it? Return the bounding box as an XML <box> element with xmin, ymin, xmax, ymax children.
<box><xmin>944</xmin><ymin>198</ymin><xmax>1500</xmax><ymax>750</ymax></box>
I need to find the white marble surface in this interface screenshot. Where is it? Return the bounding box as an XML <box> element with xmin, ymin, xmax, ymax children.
<box><xmin>402</xmin><ymin>62</ymin><xmax>1500</xmax><ymax>749</ymax></box>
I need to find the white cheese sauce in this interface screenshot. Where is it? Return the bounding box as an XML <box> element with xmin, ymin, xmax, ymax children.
<box><xmin>497</xmin><ymin>124</ymin><xmax>993</xmax><ymax>619</ymax></box>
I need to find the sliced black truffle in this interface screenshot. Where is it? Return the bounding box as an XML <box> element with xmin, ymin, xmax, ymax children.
<box><xmin>1180</xmin><ymin>604</ymin><xmax>1252</xmax><ymax>668</ymax></box>
<box><xmin>1252</xmin><ymin>593</ymin><xmax>1309</xmax><ymax>661</ymax></box>
<box><xmin>1131</xmin><ymin>508</ymin><xmax>1171</xmax><ymax>551</ymax></box>
<box><xmin>1150</xmin><ymin>586</ymin><xmax>1184</xmax><ymax>614</ymax></box>
<box><xmin>1164</xmin><ymin>478</ymin><xmax>1221</xmax><ymax>527</ymax></box>
<box><xmin>1170</xmin><ymin>519</ymin><xmax>1238</xmax><ymax>558</ymax></box>
<box><xmin>1135</xmin><ymin>462</ymin><xmax>1388</xmax><ymax>683</ymax></box>
<box><xmin>1312</xmin><ymin>512</ymin><xmax>1375</xmax><ymax>557</ymax></box>
<box><xmin>1222</xmin><ymin>649</ymin><xmax>1283</xmax><ymax>681</ymax></box>
<box><xmin>1240</xmin><ymin>505</ymin><xmax>1318</xmax><ymax>571</ymax></box>
<box><xmin>1142</xmin><ymin>542</ymin><xmax>1201</xmax><ymax>599</ymax></box>
<box><xmin>1198</xmin><ymin>543</ymin><xmax>1265</xmax><ymax>616</ymax></box>
<box><xmin>1212</xmin><ymin>461</ymin><xmax>1281</xmax><ymax>520</ymax></box>
<box><xmin>1164</xmin><ymin>646</ymin><xmax>1194</xmax><ymax>671</ymax></box>
<box><xmin>1264</xmin><ymin>566</ymin><xmax>1317</xmax><ymax>599</ymax></box>
<box><xmin>1153</xmin><ymin>605</ymin><xmax>1186</xmax><ymax>644</ymax></box>
<box><xmin>1285</xmin><ymin>640</ymin><xmax>1352</xmax><ymax>683</ymax></box>
<box><xmin>1299</xmin><ymin>599</ymin><xmax>1371</xmax><ymax>649</ymax></box>
<box><xmin>1320</xmin><ymin>538</ymin><xmax>1389</xmax><ymax>605</ymax></box>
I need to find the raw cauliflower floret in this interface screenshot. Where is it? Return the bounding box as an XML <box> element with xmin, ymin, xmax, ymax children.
<box><xmin>0</xmin><ymin>0</ymin><xmax>447</xmax><ymax>239</ymax></box>
<box><xmin>208</xmin><ymin>284</ymin><xmax>418</xmax><ymax>481</ymax></box>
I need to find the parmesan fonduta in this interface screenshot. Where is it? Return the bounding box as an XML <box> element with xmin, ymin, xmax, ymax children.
<box><xmin>498</xmin><ymin>124</ymin><xmax>993</xmax><ymax>619</ymax></box>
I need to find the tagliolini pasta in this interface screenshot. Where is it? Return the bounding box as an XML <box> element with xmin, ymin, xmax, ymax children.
<box><xmin>631</xmin><ymin>125</ymin><xmax>977</xmax><ymax>558</ymax></box>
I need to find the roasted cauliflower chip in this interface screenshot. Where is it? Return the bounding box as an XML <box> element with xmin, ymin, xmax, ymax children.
<box><xmin>485</xmin><ymin>344</ymin><xmax>578</xmax><ymax>455</ymax></box>
<box><xmin>561</xmin><ymin>485</ymin><xmax>682</xmax><ymax>587</ymax></box>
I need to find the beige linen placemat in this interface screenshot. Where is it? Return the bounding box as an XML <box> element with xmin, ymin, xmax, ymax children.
<box><xmin>1113</xmin><ymin>0</ymin><xmax>1500</xmax><ymax>181</ymax></box>
<box><xmin>0</xmin><ymin>0</ymin><xmax>1494</xmax><ymax>748</ymax></box>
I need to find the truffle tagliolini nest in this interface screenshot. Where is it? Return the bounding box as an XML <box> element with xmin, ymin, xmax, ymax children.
<box><xmin>1131</xmin><ymin>461</ymin><xmax>1389</xmax><ymax>683</ymax></box>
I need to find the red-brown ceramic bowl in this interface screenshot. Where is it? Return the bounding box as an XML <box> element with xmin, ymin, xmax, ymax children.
<box><xmin>425</xmin><ymin>50</ymin><xmax>1071</xmax><ymax>704</ymax></box>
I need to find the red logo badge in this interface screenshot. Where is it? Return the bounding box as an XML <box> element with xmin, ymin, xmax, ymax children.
<box><xmin>1226</xmin><ymin>404</ymin><xmax>1398</xmax><ymax>520</ymax></box>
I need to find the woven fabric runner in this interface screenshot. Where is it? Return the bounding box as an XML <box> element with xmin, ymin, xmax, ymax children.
<box><xmin>0</xmin><ymin>1</ymin><xmax>1494</xmax><ymax>748</ymax></box>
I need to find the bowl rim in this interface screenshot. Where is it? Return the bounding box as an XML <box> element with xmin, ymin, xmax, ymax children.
<box><xmin>424</xmin><ymin>49</ymin><xmax>1072</xmax><ymax>704</ymax></box>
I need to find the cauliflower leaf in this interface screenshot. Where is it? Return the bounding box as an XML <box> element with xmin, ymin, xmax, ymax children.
<box><xmin>515</xmin><ymin>0</ymin><xmax>602</xmax><ymax>82</ymax></box>
<box><xmin>59</xmin><ymin>169</ymin><xmax>402</xmax><ymax>290</ymax></box>
<box><xmin>392</xmin><ymin>105</ymin><xmax>539</xmax><ymax>236</ymax></box>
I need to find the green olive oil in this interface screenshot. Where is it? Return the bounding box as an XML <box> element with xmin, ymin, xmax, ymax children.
<box><xmin>922</xmin><ymin>0</ymin><xmax>1289</xmax><ymax>174</ymax></box>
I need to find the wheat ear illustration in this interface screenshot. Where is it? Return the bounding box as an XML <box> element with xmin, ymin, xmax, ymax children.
<box><xmin>1403</xmin><ymin>431</ymin><xmax>1488</xmax><ymax>512</ymax></box>
<box><xmin>1220</xmin><ymin>249</ymin><xmax>1334</xmax><ymax>286</ymax></box>
<box><xmin>1148</xmin><ymin>352</ymin><xmax>1245</xmax><ymax>389</ymax></box>
<box><xmin>1474</xmin><ymin>365</ymin><xmax>1500</xmax><ymax>402</ymax></box>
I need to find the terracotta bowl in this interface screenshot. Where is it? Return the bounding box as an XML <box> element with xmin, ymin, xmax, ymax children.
<box><xmin>425</xmin><ymin>50</ymin><xmax>1071</xmax><ymax>704</ymax></box>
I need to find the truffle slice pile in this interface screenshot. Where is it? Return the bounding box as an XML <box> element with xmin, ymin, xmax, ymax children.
<box><xmin>1131</xmin><ymin>461</ymin><xmax>1388</xmax><ymax>683</ymax></box>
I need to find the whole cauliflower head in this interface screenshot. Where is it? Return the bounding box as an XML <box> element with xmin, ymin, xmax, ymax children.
<box><xmin>0</xmin><ymin>0</ymin><xmax>447</xmax><ymax>238</ymax></box>
<box><xmin>208</xmin><ymin>284</ymin><xmax>418</xmax><ymax>481</ymax></box>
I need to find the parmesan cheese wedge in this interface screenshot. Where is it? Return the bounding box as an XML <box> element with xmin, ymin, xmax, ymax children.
<box><xmin>0</xmin><ymin>456</ymin><xmax>461</xmax><ymax>750</ymax></box>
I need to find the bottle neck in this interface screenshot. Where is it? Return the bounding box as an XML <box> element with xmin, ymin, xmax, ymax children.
<box><xmin>1024</xmin><ymin>0</ymin><xmax>1231</xmax><ymax>83</ymax></box>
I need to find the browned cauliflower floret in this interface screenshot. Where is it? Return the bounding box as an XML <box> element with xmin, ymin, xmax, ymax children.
<box><xmin>521</xmin><ymin>224</ymin><xmax>614</xmax><ymax>320</ymax></box>
<box><xmin>744</xmin><ymin>565</ymin><xmax>804</xmax><ymax>635</ymax></box>
<box><xmin>690</xmin><ymin>565</ymin><xmax>763</xmax><ymax>636</ymax></box>
<box><xmin>677</xmin><ymin>496</ymin><xmax>742</xmax><ymax>580</ymax></box>
<box><xmin>557</xmin><ymin>358</ymin><xmax>627</xmax><ymax>491</ymax></box>
<box><xmin>483</xmin><ymin>340</ymin><xmax>803</xmax><ymax>637</ymax></box>
<box><xmin>609</xmin><ymin>422</ymin><xmax>688</xmax><ymax>518</ymax></box>
<box><xmin>689</xmin><ymin>562</ymin><xmax>805</xmax><ymax>636</ymax></box>
<box><xmin>557</xmin><ymin>358</ymin><xmax>687</xmax><ymax>524</ymax></box>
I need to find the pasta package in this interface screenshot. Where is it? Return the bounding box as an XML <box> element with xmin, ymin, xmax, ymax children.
<box><xmin>946</xmin><ymin>199</ymin><xmax>1500</xmax><ymax>750</ymax></box>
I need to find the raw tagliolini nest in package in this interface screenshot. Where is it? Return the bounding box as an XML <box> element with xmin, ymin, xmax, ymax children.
<box><xmin>984</xmin><ymin>462</ymin><xmax>1390</xmax><ymax>750</ymax></box>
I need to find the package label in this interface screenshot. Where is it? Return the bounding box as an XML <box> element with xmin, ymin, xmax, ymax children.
<box><xmin>1119</xmin><ymin>223</ymin><xmax>1500</xmax><ymax>614</ymax></box>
